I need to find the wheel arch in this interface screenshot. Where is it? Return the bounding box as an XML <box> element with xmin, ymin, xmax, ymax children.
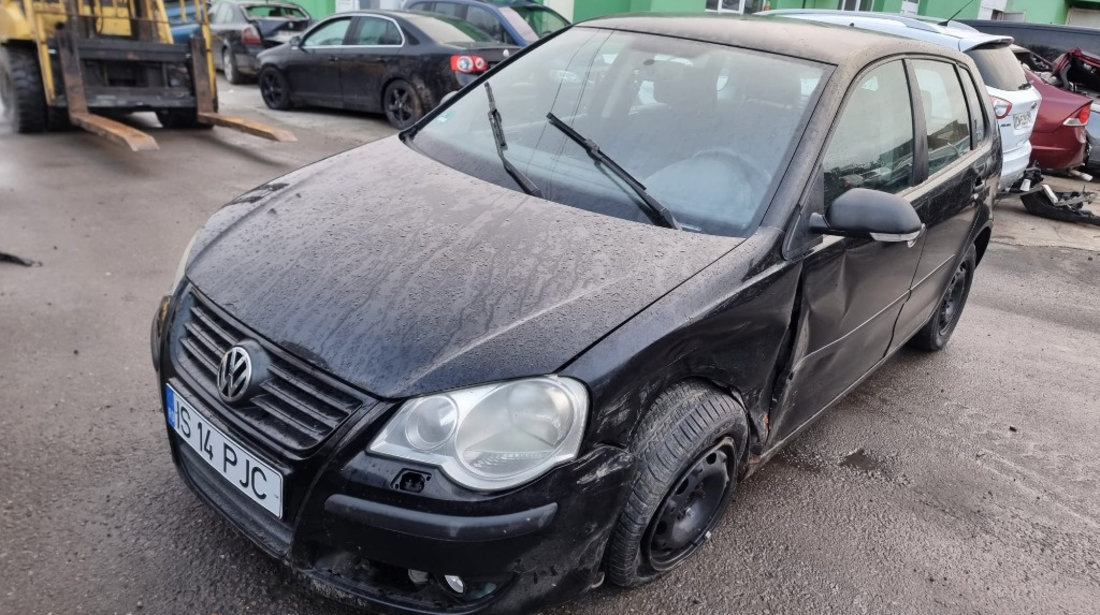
<box><xmin>973</xmin><ymin>224</ymin><xmax>992</xmax><ymax>265</ymax></box>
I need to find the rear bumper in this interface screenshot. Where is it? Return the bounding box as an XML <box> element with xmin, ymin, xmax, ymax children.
<box><xmin>1030</xmin><ymin>126</ymin><xmax>1087</xmax><ymax>172</ymax></box>
<box><xmin>999</xmin><ymin>141</ymin><xmax>1032</xmax><ymax>190</ymax></box>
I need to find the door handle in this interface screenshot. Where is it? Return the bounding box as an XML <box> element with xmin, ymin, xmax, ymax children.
<box><xmin>328</xmin><ymin>56</ymin><xmax>339</xmax><ymax>62</ymax></box>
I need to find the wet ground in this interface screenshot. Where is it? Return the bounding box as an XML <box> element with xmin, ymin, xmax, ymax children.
<box><xmin>2</xmin><ymin>78</ymin><xmax>1099</xmax><ymax>615</ymax></box>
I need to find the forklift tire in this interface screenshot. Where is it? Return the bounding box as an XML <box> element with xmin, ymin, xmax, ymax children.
<box><xmin>156</xmin><ymin>108</ymin><xmax>212</xmax><ymax>130</ymax></box>
<box><xmin>1</xmin><ymin>45</ymin><xmax>49</xmax><ymax>134</ymax></box>
<box><xmin>48</xmin><ymin>106</ymin><xmax>73</xmax><ymax>131</ymax></box>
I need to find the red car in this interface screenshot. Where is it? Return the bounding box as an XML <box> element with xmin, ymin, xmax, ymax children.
<box><xmin>1026</xmin><ymin>69</ymin><xmax>1091</xmax><ymax>171</ymax></box>
<box><xmin>1013</xmin><ymin>46</ymin><xmax>1092</xmax><ymax>172</ymax></box>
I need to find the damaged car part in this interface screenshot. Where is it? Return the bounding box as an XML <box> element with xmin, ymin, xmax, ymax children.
<box><xmin>152</xmin><ymin>14</ymin><xmax>996</xmax><ymax>614</ymax></box>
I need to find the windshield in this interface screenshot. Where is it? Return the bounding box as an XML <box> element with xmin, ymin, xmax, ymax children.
<box><xmin>967</xmin><ymin>45</ymin><xmax>1029</xmax><ymax>91</ymax></box>
<box><xmin>505</xmin><ymin>7</ymin><xmax>569</xmax><ymax>39</ymax></box>
<box><xmin>409</xmin><ymin>27</ymin><xmax>826</xmax><ymax>236</ymax></box>
<box><xmin>410</xmin><ymin>14</ymin><xmax>497</xmax><ymax>43</ymax></box>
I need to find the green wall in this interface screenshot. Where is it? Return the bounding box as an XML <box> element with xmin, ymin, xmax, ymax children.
<box><xmin>1008</xmin><ymin>0</ymin><xmax>1068</xmax><ymax>24</ymax></box>
<box><xmin>573</xmin><ymin>0</ymin><xmax>704</xmax><ymax>21</ymax></box>
<box><xmin>919</xmin><ymin>0</ymin><xmax>979</xmax><ymax>19</ymax></box>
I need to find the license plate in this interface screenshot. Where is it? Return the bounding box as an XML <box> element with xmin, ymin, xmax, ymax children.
<box><xmin>165</xmin><ymin>384</ymin><xmax>283</xmax><ymax>518</ymax></box>
<box><xmin>1013</xmin><ymin>112</ymin><xmax>1031</xmax><ymax>129</ymax></box>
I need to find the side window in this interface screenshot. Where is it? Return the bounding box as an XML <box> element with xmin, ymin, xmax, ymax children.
<box><xmin>913</xmin><ymin>60</ymin><xmax>972</xmax><ymax>175</ymax></box>
<box><xmin>957</xmin><ymin>66</ymin><xmax>988</xmax><ymax>146</ymax></box>
<box><xmin>823</xmin><ymin>61</ymin><xmax>915</xmax><ymax>206</ymax></box>
<box><xmin>303</xmin><ymin>18</ymin><xmax>351</xmax><ymax>47</ymax></box>
<box><xmin>353</xmin><ymin>17</ymin><xmax>402</xmax><ymax>46</ymax></box>
<box><xmin>432</xmin><ymin>2</ymin><xmax>465</xmax><ymax>18</ymax></box>
<box><xmin>467</xmin><ymin>6</ymin><xmax>508</xmax><ymax>43</ymax></box>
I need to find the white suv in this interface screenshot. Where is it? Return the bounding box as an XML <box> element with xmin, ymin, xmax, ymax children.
<box><xmin>761</xmin><ymin>10</ymin><xmax>1041</xmax><ymax>192</ymax></box>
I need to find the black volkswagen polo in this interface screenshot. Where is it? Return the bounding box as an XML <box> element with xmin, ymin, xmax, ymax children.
<box><xmin>151</xmin><ymin>13</ymin><xmax>998</xmax><ymax>614</ymax></box>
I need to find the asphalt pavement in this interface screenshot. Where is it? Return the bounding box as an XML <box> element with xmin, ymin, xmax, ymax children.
<box><xmin>2</xmin><ymin>79</ymin><xmax>1099</xmax><ymax>615</ymax></box>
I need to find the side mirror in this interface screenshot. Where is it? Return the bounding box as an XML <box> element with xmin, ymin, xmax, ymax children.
<box><xmin>289</xmin><ymin>35</ymin><xmax>302</xmax><ymax>48</ymax></box>
<box><xmin>810</xmin><ymin>188</ymin><xmax>924</xmax><ymax>244</ymax></box>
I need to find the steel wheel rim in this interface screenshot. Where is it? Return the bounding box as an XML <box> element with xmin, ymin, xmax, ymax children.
<box><xmin>938</xmin><ymin>262</ymin><xmax>969</xmax><ymax>336</ymax></box>
<box><xmin>644</xmin><ymin>439</ymin><xmax>735</xmax><ymax>571</ymax></box>
<box><xmin>260</xmin><ymin>72</ymin><xmax>282</xmax><ymax>105</ymax></box>
<box><xmin>386</xmin><ymin>86</ymin><xmax>413</xmax><ymax>125</ymax></box>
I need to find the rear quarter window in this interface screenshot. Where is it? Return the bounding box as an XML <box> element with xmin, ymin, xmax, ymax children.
<box><xmin>966</xmin><ymin>45</ymin><xmax>1029</xmax><ymax>91</ymax></box>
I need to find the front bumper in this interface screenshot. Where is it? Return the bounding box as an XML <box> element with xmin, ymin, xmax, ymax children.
<box><xmin>152</xmin><ymin>288</ymin><xmax>633</xmax><ymax>614</ymax></box>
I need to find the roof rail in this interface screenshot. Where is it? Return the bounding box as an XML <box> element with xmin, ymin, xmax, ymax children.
<box><xmin>763</xmin><ymin>9</ymin><xmax>944</xmax><ymax>33</ymax></box>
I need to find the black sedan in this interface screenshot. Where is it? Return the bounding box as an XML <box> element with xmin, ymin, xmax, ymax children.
<box><xmin>256</xmin><ymin>10</ymin><xmax>518</xmax><ymax>128</ymax></box>
<box><xmin>209</xmin><ymin>1</ymin><xmax>312</xmax><ymax>84</ymax></box>
<box><xmin>152</xmin><ymin>13</ymin><xmax>997</xmax><ymax>615</ymax></box>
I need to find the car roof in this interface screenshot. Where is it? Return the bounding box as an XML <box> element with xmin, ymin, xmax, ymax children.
<box><xmin>580</xmin><ymin>13</ymin><xmax>969</xmax><ymax>66</ymax></box>
<box><xmin>761</xmin><ymin>9</ymin><xmax>1012</xmax><ymax>52</ymax></box>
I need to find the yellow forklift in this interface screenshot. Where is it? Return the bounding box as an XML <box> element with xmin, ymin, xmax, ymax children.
<box><xmin>0</xmin><ymin>0</ymin><xmax>293</xmax><ymax>150</ymax></box>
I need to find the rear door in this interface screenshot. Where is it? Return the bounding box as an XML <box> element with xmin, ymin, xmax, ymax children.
<box><xmin>340</xmin><ymin>15</ymin><xmax>406</xmax><ymax>113</ymax></box>
<box><xmin>892</xmin><ymin>59</ymin><xmax>995</xmax><ymax>347</ymax></box>
<box><xmin>772</xmin><ymin>59</ymin><xmax>925</xmax><ymax>442</ymax></box>
<box><xmin>285</xmin><ymin>16</ymin><xmax>354</xmax><ymax>106</ymax></box>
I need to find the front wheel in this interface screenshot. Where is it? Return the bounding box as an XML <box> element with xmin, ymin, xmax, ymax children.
<box><xmin>606</xmin><ymin>382</ymin><xmax>748</xmax><ymax>587</ymax></box>
<box><xmin>0</xmin><ymin>45</ymin><xmax>48</xmax><ymax>133</ymax></box>
<box><xmin>259</xmin><ymin>67</ymin><xmax>293</xmax><ymax>110</ymax></box>
<box><xmin>908</xmin><ymin>244</ymin><xmax>977</xmax><ymax>351</ymax></box>
<box><xmin>383</xmin><ymin>79</ymin><xmax>423</xmax><ymax>129</ymax></box>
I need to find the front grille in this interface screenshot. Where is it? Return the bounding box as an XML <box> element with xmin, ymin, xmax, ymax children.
<box><xmin>177</xmin><ymin>290</ymin><xmax>365</xmax><ymax>454</ymax></box>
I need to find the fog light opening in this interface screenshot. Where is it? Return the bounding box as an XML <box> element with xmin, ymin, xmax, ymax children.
<box><xmin>408</xmin><ymin>569</ymin><xmax>430</xmax><ymax>586</ymax></box>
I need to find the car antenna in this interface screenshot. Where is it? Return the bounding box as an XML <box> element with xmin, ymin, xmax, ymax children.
<box><xmin>939</xmin><ymin>0</ymin><xmax>976</xmax><ymax>25</ymax></box>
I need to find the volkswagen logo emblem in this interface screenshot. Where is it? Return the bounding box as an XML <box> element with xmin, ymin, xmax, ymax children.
<box><xmin>217</xmin><ymin>346</ymin><xmax>253</xmax><ymax>403</ymax></box>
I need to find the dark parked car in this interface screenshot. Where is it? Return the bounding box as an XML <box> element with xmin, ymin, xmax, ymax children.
<box><xmin>152</xmin><ymin>14</ymin><xmax>996</xmax><ymax>615</ymax></box>
<box><xmin>256</xmin><ymin>10</ymin><xmax>518</xmax><ymax>128</ymax></box>
<box><xmin>404</xmin><ymin>0</ymin><xmax>570</xmax><ymax>46</ymax></box>
<box><xmin>209</xmin><ymin>1</ymin><xmax>312</xmax><ymax>84</ymax></box>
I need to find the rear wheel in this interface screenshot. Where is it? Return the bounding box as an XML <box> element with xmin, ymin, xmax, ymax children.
<box><xmin>259</xmin><ymin>67</ymin><xmax>292</xmax><ymax>110</ymax></box>
<box><xmin>908</xmin><ymin>244</ymin><xmax>976</xmax><ymax>351</ymax></box>
<box><xmin>222</xmin><ymin>48</ymin><xmax>244</xmax><ymax>85</ymax></box>
<box><xmin>606</xmin><ymin>382</ymin><xmax>748</xmax><ymax>587</ymax></box>
<box><xmin>383</xmin><ymin>79</ymin><xmax>423</xmax><ymax>129</ymax></box>
<box><xmin>0</xmin><ymin>45</ymin><xmax>48</xmax><ymax>133</ymax></box>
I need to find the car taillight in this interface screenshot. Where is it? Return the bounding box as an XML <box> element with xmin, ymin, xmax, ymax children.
<box><xmin>450</xmin><ymin>54</ymin><xmax>488</xmax><ymax>74</ymax></box>
<box><xmin>990</xmin><ymin>96</ymin><xmax>1012</xmax><ymax>119</ymax></box>
<box><xmin>1064</xmin><ymin>104</ymin><xmax>1091</xmax><ymax>127</ymax></box>
<box><xmin>242</xmin><ymin>25</ymin><xmax>261</xmax><ymax>45</ymax></box>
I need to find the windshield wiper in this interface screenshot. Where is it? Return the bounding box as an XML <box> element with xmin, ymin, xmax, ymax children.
<box><xmin>545</xmin><ymin>112</ymin><xmax>680</xmax><ymax>230</ymax></box>
<box><xmin>484</xmin><ymin>83</ymin><xmax>543</xmax><ymax>198</ymax></box>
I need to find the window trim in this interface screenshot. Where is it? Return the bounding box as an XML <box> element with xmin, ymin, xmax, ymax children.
<box><xmin>348</xmin><ymin>14</ymin><xmax>407</xmax><ymax>48</ymax></box>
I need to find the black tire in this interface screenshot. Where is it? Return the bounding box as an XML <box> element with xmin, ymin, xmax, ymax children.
<box><xmin>908</xmin><ymin>244</ymin><xmax>977</xmax><ymax>351</ymax></box>
<box><xmin>1</xmin><ymin>45</ymin><xmax>48</xmax><ymax>133</ymax></box>
<box><xmin>47</xmin><ymin>105</ymin><xmax>73</xmax><ymax>131</ymax></box>
<box><xmin>383</xmin><ymin>79</ymin><xmax>423</xmax><ymax>129</ymax></box>
<box><xmin>155</xmin><ymin>108</ymin><xmax>211</xmax><ymax>130</ymax></box>
<box><xmin>606</xmin><ymin>381</ymin><xmax>748</xmax><ymax>587</ymax></box>
<box><xmin>222</xmin><ymin>47</ymin><xmax>244</xmax><ymax>85</ymax></box>
<box><xmin>259</xmin><ymin>67</ymin><xmax>292</xmax><ymax>110</ymax></box>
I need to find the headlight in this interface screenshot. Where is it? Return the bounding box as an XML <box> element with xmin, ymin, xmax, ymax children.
<box><xmin>170</xmin><ymin>228</ymin><xmax>201</xmax><ymax>292</ymax></box>
<box><xmin>369</xmin><ymin>376</ymin><xmax>588</xmax><ymax>491</ymax></box>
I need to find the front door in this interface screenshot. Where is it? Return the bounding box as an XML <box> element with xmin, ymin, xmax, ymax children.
<box><xmin>339</xmin><ymin>15</ymin><xmax>405</xmax><ymax>113</ymax></box>
<box><xmin>285</xmin><ymin>16</ymin><xmax>354</xmax><ymax>106</ymax></box>
<box><xmin>771</xmin><ymin>60</ymin><xmax>925</xmax><ymax>443</ymax></box>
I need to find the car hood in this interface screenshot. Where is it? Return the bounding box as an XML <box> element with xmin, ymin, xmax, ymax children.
<box><xmin>186</xmin><ymin>138</ymin><xmax>742</xmax><ymax>399</ymax></box>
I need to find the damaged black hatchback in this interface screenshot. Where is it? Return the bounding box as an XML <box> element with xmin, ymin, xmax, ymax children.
<box><xmin>151</xmin><ymin>13</ymin><xmax>997</xmax><ymax>614</ymax></box>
